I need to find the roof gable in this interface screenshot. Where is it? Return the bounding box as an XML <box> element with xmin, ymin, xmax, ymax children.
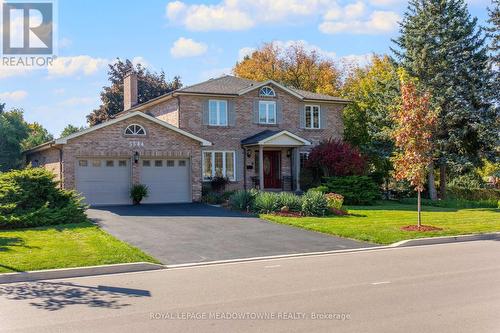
<box><xmin>55</xmin><ymin>112</ymin><xmax>212</xmax><ymax>146</ymax></box>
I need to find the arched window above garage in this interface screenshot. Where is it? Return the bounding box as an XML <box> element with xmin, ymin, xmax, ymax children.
<box><xmin>124</xmin><ymin>124</ymin><xmax>146</xmax><ymax>136</ymax></box>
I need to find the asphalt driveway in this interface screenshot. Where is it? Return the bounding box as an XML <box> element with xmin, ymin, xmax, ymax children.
<box><xmin>87</xmin><ymin>203</ymin><xmax>375</xmax><ymax>265</ymax></box>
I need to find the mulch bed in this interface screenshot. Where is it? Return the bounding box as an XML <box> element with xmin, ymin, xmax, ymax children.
<box><xmin>400</xmin><ymin>225</ymin><xmax>443</xmax><ymax>232</ymax></box>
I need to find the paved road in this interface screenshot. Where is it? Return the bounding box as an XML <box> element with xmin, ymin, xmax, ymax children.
<box><xmin>1</xmin><ymin>241</ymin><xmax>499</xmax><ymax>332</ymax></box>
<box><xmin>87</xmin><ymin>203</ymin><xmax>373</xmax><ymax>264</ymax></box>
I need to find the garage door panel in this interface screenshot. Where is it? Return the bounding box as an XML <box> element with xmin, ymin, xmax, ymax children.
<box><xmin>76</xmin><ymin>159</ymin><xmax>131</xmax><ymax>205</ymax></box>
<box><xmin>141</xmin><ymin>159</ymin><xmax>191</xmax><ymax>204</ymax></box>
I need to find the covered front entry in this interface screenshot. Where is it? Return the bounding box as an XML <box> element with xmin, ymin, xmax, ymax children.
<box><xmin>242</xmin><ymin>130</ymin><xmax>311</xmax><ymax>191</ymax></box>
<box><xmin>140</xmin><ymin>158</ymin><xmax>191</xmax><ymax>204</ymax></box>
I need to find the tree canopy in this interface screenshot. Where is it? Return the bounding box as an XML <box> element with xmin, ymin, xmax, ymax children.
<box><xmin>233</xmin><ymin>42</ymin><xmax>342</xmax><ymax>96</ymax></box>
<box><xmin>21</xmin><ymin>122</ymin><xmax>54</xmax><ymax>151</ymax></box>
<box><xmin>0</xmin><ymin>108</ymin><xmax>29</xmax><ymax>171</ymax></box>
<box><xmin>60</xmin><ymin>124</ymin><xmax>86</xmax><ymax>138</ymax></box>
<box><xmin>86</xmin><ymin>59</ymin><xmax>182</xmax><ymax>125</ymax></box>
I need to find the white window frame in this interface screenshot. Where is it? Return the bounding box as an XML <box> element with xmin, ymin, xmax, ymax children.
<box><xmin>258</xmin><ymin>100</ymin><xmax>277</xmax><ymax>124</ymax></box>
<box><xmin>305</xmin><ymin>105</ymin><xmax>321</xmax><ymax>129</ymax></box>
<box><xmin>208</xmin><ymin>99</ymin><xmax>228</xmax><ymax>126</ymax></box>
<box><xmin>202</xmin><ymin>151</ymin><xmax>236</xmax><ymax>181</ymax></box>
<box><xmin>259</xmin><ymin>86</ymin><xmax>276</xmax><ymax>97</ymax></box>
<box><xmin>124</xmin><ymin>124</ymin><xmax>146</xmax><ymax>136</ymax></box>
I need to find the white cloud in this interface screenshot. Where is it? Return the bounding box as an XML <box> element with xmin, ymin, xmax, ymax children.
<box><xmin>48</xmin><ymin>55</ymin><xmax>109</xmax><ymax>77</ymax></box>
<box><xmin>339</xmin><ymin>53</ymin><xmax>374</xmax><ymax>66</ymax></box>
<box><xmin>200</xmin><ymin>67</ymin><xmax>232</xmax><ymax>81</ymax></box>
<box><xmin>131</xmin><ymin>56</ymin><xmax>149</xmax><ymax>68</ymax></box>
<box><xmin>238</xmin><ymin>47</ymin><xmax>256</xmax><ymax>61</ymax></box>
<box><xmin>53</xmin><ymin>88</ymin><xmax>65</xmax><ymax>95</ymax></box>
<box><xmin>165</xmin><ymin>0</ymin><xmax>323</xmax><ymax>31</ymax></box>
<box><xmin>170</xmin><ymin>37</ymin><xmax>208</xmax><ymax>58</ymax></box>
<box><xmin>320</xmin><ymin>10</ymin><xmax>400</xmax><ymax>34</ymax></box>
<box><xmin>59</xmin><ymin>37</ymin><xmax>73</xmax><ymax>49</ymax></box>
<box><xmin>0</xmin><ymin>90</ymin><xmax>28</xmax><ymax>102</ymax></box>
<box><xmin>274</xmin><ymin>40</ymin><xmax>337</xmax><ymax>59</ymax></box>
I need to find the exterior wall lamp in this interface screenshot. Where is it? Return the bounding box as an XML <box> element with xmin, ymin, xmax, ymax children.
<box><xmin>134</xmin><ymin>151</ymin><xmax>140</xmax><ymax>163</ymax></box>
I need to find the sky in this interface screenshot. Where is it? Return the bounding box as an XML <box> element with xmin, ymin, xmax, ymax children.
<box><xmin>0</xmin><ymin>0</ymin><xmax>493</xmax><ymax>137</ymax></box>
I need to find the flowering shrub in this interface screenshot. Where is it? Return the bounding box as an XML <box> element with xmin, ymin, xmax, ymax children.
<box><xmin>325</xmin><ymin>193</ymin><xmax>344</xmax><ymax>210</ymax></box>
<box><xmin>306</xmin><ymin>139</ymin><xmax>366</xmax><ymax>177</ymax></box>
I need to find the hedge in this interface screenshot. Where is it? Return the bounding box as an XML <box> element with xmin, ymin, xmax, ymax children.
<box><xmin>0</xmin><ymin>168</ymin><xmax>87</xmax><ymax>229</ymax></box>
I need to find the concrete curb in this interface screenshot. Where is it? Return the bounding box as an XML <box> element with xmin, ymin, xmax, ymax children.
<box><xmin>0</xmin><ymin>262</ymin><xmax>164</xmax><ymax>284</ymax></box>
<box><xmin>166</xmin><ymin>232</ymin><xmax>500</xmax><ymax>269</ymax></box>
<box><xmin>390</xmin><ymin>232</ymin><xmax>500</xmax><ymax>247</ymax></box>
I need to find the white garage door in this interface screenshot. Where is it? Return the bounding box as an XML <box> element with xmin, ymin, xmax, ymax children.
<box><xmin>76</xmin><ymin>158</ymin><xmax>131</xmax><ymax>205</ymax></box>
<box><xmin>140</xmin><ymin>158</ymin><xmax>191</xmax><ymax>204</ymax></box>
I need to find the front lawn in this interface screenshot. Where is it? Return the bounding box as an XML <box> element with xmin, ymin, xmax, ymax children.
<box><xmin>0</xmin><ymin>222</ymin><xmax>159</xmax><ymax>273</ymax></box>
<box><xmin>262</xmin><ymin>202</ymin><xmax>500</xmax><ymax>245</ymax></box>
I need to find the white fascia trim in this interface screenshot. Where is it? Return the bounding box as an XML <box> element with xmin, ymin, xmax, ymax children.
<box><xmin>55</xmin><ymin>111</ymin><xmax>212</xmax><ymax>146</ymax></box>
<box><xmin>258</xmin><ymin>130</ymin><xmax>311</xmax><ymax>146</ymax></box>
<box><xmin>238</xmin><ymin>80</ymin><xmax>304</xmax><ymax>100</ymax></box>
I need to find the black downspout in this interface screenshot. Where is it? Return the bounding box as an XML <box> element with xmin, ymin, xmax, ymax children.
<box><xmin>242</xmin><ymin>146</ymin><xmax>247</xmax><ymax>190</ymax></box>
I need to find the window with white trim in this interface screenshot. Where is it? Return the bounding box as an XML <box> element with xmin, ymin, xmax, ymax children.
<box><xmin>305</xmin><ymin>105</ymin><xmax>320</xmax><ymax>129</ymax></box>
<box><xmin>258</xmin><ymin>101</ymin><xmax>276</xmax><ymax>124</ymax></box>
<box><xmin>259</xmin><ymin>86</ymin><xmax>275</xmax><ymax>97</ymax></box>
<box><xmin>208</xmin><ymin>100</ymin><xmax>228</xmax><ymax>126</ymax></box>
<box><xmin>203</xmin><ymin>151</ymin><xmax>235</xmax><ymax>181</ymax></box>
<box><xmin>124</xmin><ymin>124</ymin><xmax>146</xmax><ymax>135</ymax></box>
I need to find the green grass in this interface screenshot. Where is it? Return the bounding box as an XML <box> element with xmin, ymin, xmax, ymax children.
<box><xmin>0</xmin><ymin>222</ymin><xmax>159</xmax><ymax>273</ymax></box>
<box><xmin>262</xmin><ymin>201</ymin><xmax>500</xmax><ymax>245</ymax></box>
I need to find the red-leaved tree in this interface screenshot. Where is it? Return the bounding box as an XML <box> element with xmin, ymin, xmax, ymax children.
<box><xmin>391</xmin><ymin>70</ymin><xmax>438</xmax><ymax>227</ymax></box>
<box><xmin>307</xmin><ymin>139</ymin><xmax>366</xmax><ymax>177</ymax></box>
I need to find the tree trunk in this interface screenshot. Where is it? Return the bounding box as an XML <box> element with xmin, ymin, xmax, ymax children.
<box><xmin>417</xmin><ymin>189</ymin><xmax>422</xmax><ymax>228</ymax></box>
<box><xmin>439</xmin><ymin>163</ymin><xmax>447</xmax><ymax>199</ymax></box>
<box><xmin>428</xmin><ymin>162</ymin><xmax>437</xmax><ymax>201</ymax></box>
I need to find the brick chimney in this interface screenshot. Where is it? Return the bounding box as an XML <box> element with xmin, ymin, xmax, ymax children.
<box><xmin>123</xmin><ymin>70</ymin><xmax>138</xmax><ymax>110</ymax></box>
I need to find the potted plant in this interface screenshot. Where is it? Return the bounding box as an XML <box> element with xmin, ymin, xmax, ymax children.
<box><xmin>130</xmin><ymin>184</ymin><xmax>148</xmax><ymax>205</ymax></box>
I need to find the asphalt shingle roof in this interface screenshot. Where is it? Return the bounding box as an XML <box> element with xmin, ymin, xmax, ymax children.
<box><xmin>240</xmin><ymin>130</ymin><xmax>281</xmax><ymax>145</ymax></box>
<box><xmin>178</xmin><ymin>75</ymin><xmax>348</xmax><ymax>102</ymax></box>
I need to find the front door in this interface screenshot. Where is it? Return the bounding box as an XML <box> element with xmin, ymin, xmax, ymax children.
<box><xmin>263</xmin><ymin>151</ymin><xmax>281</xmax><ymax>189</ymax></box>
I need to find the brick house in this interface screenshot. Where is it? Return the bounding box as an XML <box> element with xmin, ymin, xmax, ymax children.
<box><xmin>25</xmin><ymin>74</ymin><xmax>348</xmax><ymax>205</ymax></box>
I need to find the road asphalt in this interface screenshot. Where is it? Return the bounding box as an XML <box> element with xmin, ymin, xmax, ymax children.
<box><xmin>1</xmin><ymin>240</ymin><xmax>499</xmax><ymax>333</ymax></box>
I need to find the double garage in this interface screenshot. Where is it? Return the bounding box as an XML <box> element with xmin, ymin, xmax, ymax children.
<box><xmin>75</xmin><ymin>157</ymin><xmax>191</xmax><ymax>205</ymax></box>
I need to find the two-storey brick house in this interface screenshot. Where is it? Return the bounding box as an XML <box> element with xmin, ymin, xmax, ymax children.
<box><xmin>26</xmin><ymin>73</ymin><xmax>348</xmax><ymax>205</ymax></box>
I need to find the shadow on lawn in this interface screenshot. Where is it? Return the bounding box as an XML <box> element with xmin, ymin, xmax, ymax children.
<box><xmin>0</xmin><ymin>281</ymin><xmax>151</xmax><ymax>311</ymax></box>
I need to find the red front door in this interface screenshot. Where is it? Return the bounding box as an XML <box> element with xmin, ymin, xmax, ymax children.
<box><xmin>263</xmin><ymin>151</ymin><xmax>281</xmax><ymax>189</ymax></box>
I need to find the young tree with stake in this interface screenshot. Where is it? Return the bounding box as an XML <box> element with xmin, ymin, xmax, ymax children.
<box><xmin>392</xmin><ymin>70</ymin><xmax>437</xmax><ymax>227</ymax></box>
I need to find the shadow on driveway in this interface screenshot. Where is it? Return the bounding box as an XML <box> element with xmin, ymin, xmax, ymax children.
<box><xmin>87</xmin><ymin>203</ymin><xmax>376</xmax><ymax>265</ymax></box>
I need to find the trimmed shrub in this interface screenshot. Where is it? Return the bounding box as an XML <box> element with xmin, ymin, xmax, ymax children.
<box><xmin>306</xmin><ymin>139</ymin><xmax>366</xmax><ymax>177</ymax></box>
<box><xmin>254</xmin><ymin>192</ymin><xmax>280</xmax><ymax>213</ymax></box>
<box><xmin>0</xmin><ymin>168</ymin><xmax>87</xmax><ymax>229</ymax></box>
<box><xmin>130</xmin><ymin>184</ymin><xmax>148</xmax><ymax>204</ymax></box>
<box><xmin>447</xmin><ymin>187</ymin><xmax>500</xmax><ymax>201</ymax></box>
<box><xmin>322</xmin><ymin>176</ymin><xmax>379</xmax><ymax>205</ymax></box>
<box><xmin>301</xmin><ymin>190</ymin><xmax>328</xmax><ymax>216</ymax></box>
<box><xmin>308</xmin><ymin>185</ymin><xmax>329</xmax><ymax>193</ymax></box>
<box><xmin>229</xmin><ymin>190</ymin><xmax>258</xmax><ymax>210</ymax></box>
<box><xmin>276</xmin><ymin>192</ymin><xmax>303</xmax><ymax>212</ymax></box>
<box><xmin>203</xmin><ymin>191</ymin><xmax>235</xmax><ymax>205</ymax></box>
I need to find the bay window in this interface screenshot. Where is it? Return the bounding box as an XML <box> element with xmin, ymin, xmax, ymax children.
<box><xmin>203</xmin><ymin>151</ymin><xmax>235</xmax><ymax>181</ymax></box>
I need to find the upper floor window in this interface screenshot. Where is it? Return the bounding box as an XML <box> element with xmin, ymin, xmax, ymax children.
<box><xmin>258</xmin><ymin>101</ymin><xmax>276</xmax><ymax>124</ymax></box>
<box><xmin>259</xmin><ymin>86</ymin><xmax>275</xmax><ymax>97</ymax></box>
<box><xmin>209</xmin><ymin>99</ymin><xmax>228</xmax><ymax>126</ymax></box>
<box><xmin>305</xmin><ymin>105</ymin><xmax>320</xmax><ymax>129</ymax></box>
<box><xmin>124</xmin><ymin>124</ymin><xmax>146</xmax><ymax>136</ymax></box>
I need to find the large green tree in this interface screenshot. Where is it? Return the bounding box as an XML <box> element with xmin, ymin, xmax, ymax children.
<box><xmin>60</xmin><ymin>124</ymin><xmax>86</xmax><ymax>138</ymax></box>
<box><xmin>0</xmin><ymin>108</ymin><xmax>29</xmax><ymax>171</ymax></box>
<box><xmin>21</xmin><ymin>122</ymin><xmax>53</xmax><ymax>150</ymax></box>
<box><xmin>393</xmin><ymin>0</ymin><xmax>497</xmax><ymax>198</ymax></box>
<box><xmin>341</xmin><ymin>55</ymin><xmax>400</xmax><ymax>191</ymax></box>
<box><xmin>87</xmin><ymin>59</ymin><xmax>182</xmax><ymax>125</ymax></box>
